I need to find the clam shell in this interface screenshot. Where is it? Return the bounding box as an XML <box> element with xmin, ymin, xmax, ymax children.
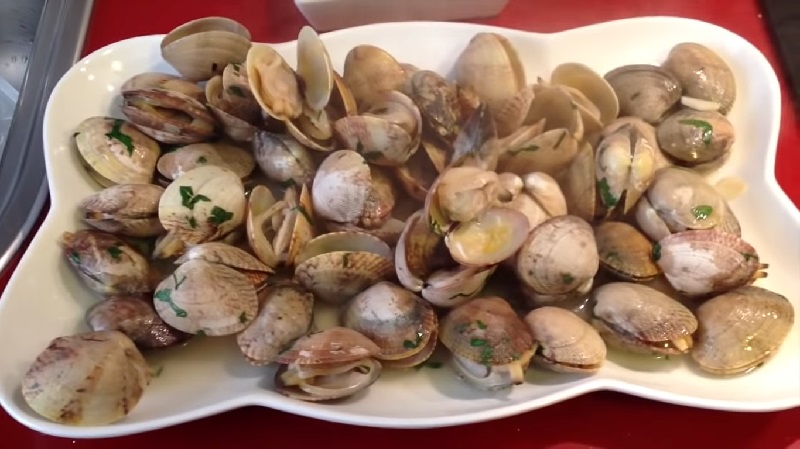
<box><xmin>440</xmin><ymin>296</ymin><xmax>535</xmax><ymax>366</ymax></box>
<box><xmin>175</xmin><ymin>241</ymin><xmax>273</xmax><ymax>279</ymax></box>
<box><xmin>604</xmin><ymin>64</ymin><xmax>682</xmax><ymax>124</ymax></box>
<box><xmin>656</xmin><ymin>109</ymin><xmax>734</xmax><ymax>166</ymax></box>
<box><xmin>342</xmin><ymin>281</ymin><xmax>437</xmax><ymax>363</ymax></box>
<box><xmin>246</xmin><ymin>43</ymin><xmax>304</xmax><ymax>121</ymax></box>
<box><xmin>86</xmin><ymin>295</ymin><xmax>190</xmax><ymax>350</ymax></box>
<box><xmin>395</xmin><ymin>210</ymin><xmax>445</xmax><ymax>292</ymax></box>
<box><xmin>497</xmin><ymin>128</ymin><xmax>579</xmax><ymax>177</ymax></box>
<box><xmin>296</xmin><ymin>26</ymin><xmax>334</xmax><ymax>112</ymax></box>
<box><xmin>406</xmin><ymin>70</ymin><xmax>461</xmax><ymax>142</ymax></box>
<box><xmin>158</xmin><ymin>165</ymin><xmax>246</xmax><ymax>245</ymax></box>
<box><xmin>692</xmin><ymin>286</ymin><xmax>794</xmax><ymax>375</ymax></box>
<box><xmin>157</xmin><ymin>142</ymin><xmax>255</xmax><ymax>182</ymax></box>
<box><xmin>121</xmin><ymin>88</ymin><xmax>216</xmax><ymax>144</ymax></box>
<box><xmin>121</xmin><ymin>72</ymin><xmax>205</xmax><ymax>101</ymax></box>
<box><xmin>274</xmin><ymin>357</ymin><xmax>382</xmax><ymax>402</ymax></box>
<box><xmin>524</xmin><ymin>306</ymin><xmax>606</xmax><ymax>373</ymax></box>
<box><xmin>160</xmin><ymin>16</ymin><xmax>252</xmax><ymax>82</ymax></box>
<box><xmin>61</xmin><ymin>230</ymin><xmax>151</xmax><ymax>297</ymax></box>
<box><xmin>153</xmin><ymin>259</ymin><xmax>259</xmax><ymax>336</ymax></box>
<box><xmin>421</xmin><ymin>265</ymin><xmax>495</xmax><ymax>308</ymax></box>
<box><xmin>342</xmin><ymin>44</ymin><xmax>406</xmax><ymax>109</ymax></box>
<box><xmin>21</xmin><ymin>331</ymin><xmax>151</xmax><ymax>426</ymax></box>
<box><xmin>592</xmin><ymin>282</ymin><xmax>697</xmax><ymax>355</ymax></box>
<box><xmin>311</xmin><ymin>150</ymin><xmax>371</xmax><ymax>225</ymax></box>
<box><xmin>645</xmin><ymin>166</ymin><xmax>726</xmax><ymax>232</ymax></box>
<box><xmin>594</xmin><ymin>221</ymin><xmax>661</xmax><ymax>282</ymax></box>
<box><xmin>277</xmin><ymin>326</ymin><xmax>380</xmax><ymax>365</ymax></box>
<box><xmin>655</xmin><ymin>230</ymin><xmax>763</xmax><ymax>298</ymax></box>
<box><xmin>662</xmin><ymin>42</ymin><xmax>736</xmax><ymax>115</ymax></box>
<box><xmin>551</xmin><ymin>62</ymin><xmax>620</xmax><ymax>125</ymax></box>
<box><xmin>237</xmin><ymin>283</ymin><xmax>314</xmax><ymax>365</ymax></box>
<box><xmin>74</xmin><ymin>117</ymin><xmax>161</xmax><ymax>187</ymax></box>
<box><xmin>295</xmin><ymin>250</ymin><xmax>394</xmax><ymax>305</ymax></box>
<box><xmin>253</xmin><ymin>132</ymin><xmax>315</xmax><ymax>187</ymax></box>
<box><xmin>516</xmin><ymin>215</ymin><xmax>599</xmax><ymax>295</ymax></box>
<box><xmin>445</xmin><ymin>207</ymin><xmax>529</xmax><ymax>266</ymax></box>
<box><xmin>78</xmin><ymin>184</ymin><xmax>165</xmax><ymax>237</ymax></box>
<box><xmin>556</xmin><ymin>141</ymin><xmax>597</xmax><ymax>222</ymax></box>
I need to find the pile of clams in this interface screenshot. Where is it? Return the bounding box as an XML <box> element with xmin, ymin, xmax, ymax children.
<box><xmin>22</xmin><ymin>17</ymin><xmax>795</xmax><ymax>426</ymax></box>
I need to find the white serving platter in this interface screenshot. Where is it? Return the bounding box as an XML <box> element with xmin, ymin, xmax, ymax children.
<box><xmin>0</xmin><ymin>16</ymin><xmax>797</xmax><ymax>439</ymax></box>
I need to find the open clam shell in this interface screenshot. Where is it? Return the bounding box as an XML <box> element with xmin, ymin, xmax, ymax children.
<box><xmin>246</xmin><ymin>43</ymin><xmax>304</xmax><ymax>121</ymax></box>
<box><xmin>342</xmin><ymin>44</ymin><xmax>407</xmax><ymax>110</ymax></box>
<box><xmin>551</xmin><ymin>62</ymin><xmax>620</xmax><ymax>125</ymax></box>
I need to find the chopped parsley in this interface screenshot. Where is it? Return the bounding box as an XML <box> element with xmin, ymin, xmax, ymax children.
<box><xmin>187</xmin><ymin>216</ymin><xmax>198</xmax><ymax>229</ymax></box>
<box><xmin>561</xmin><ymin>273</ymin><xmax>575</xmax><ymax>284</ymax></box>
<box><xmin>104</xmin><ymin>119</ymin><xmax>135</xmax><ymax>156</ymax></box>
<box><xmin>196</xmin><ymin>329</ymin><xmax>207</xmax><ymax>337</ymax></box>
<box><xmin>68</xmin><ymin>250</ymin><xmax>81</xmax><ymax>265</ymax></box>
<box><xmin>179</xmin><ymin>186</ymin><xmax>211</xmax><ymax>210</ymax></box>
<box><xmin>470</xmin><ymin>338</ymin><xmax>487</xmax><ymax>347</ymax></box>
<box><xmin>239</xmin><ymin>311</ymin><xmax>248</xmax><ymax>324</ymax></box>
<box><xmin>678</xmin><ymin>119</ymin><xmax>714</xmax><ymax>146</ymax></box>
<box><xmin>403</xmin><ymin>331</ymin><xmax>425</xmax><ymax>349</ymax></box>
<box><xmin>476</xmin><ymin>320</ymin><xmax>488</xmax><ymax>330</ymax></box>
<box><xmin>197</xmin><ymin>156</ymin><xmax>208</xmax><ymax>164</ymax></box>
<box><xmin>598</xmin><ymin>178</ymin><xmax>617</xmax><ymax>208</ymax></box>
<box><xmin>691</xmin><ymin>204</ymin><xmax>713</xmax><ymax>221</ymax></box>
<box><xmin>209</xmin><ymin>206</ymin><xmax>234</xmax><ymax>225</ymax></box>
<box><xmin>652</xmin><ymin>242</ymin><xmax>662</xmax><ymax>261</ymax></box>
<box><xmin>106</xmin><ymin>246</ymin><xmax>122</xmax><ymax>260</ymax></box>
<box><xmin>291</xmin><ymin>204</ymin><xmax>313</xmax><ymax>224</ymax></box>
<box><xmin>154</xmin><ymin>288</ymin><xmax>188</xmax><ymax>318</ymax></box>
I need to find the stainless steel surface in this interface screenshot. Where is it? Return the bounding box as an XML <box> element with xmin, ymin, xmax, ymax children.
<box><xmin>0</xmin><ymin>0</ymin><xmax>94</xmax><ymax>273</ymax></box>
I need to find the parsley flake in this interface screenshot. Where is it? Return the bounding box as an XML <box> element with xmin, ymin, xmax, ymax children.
<box><xmin>106</xmin><ymin>246</ymin><xmax>122</xmax><ymax>260</ymax></box>
<box><xmin>652</xmin><ymin>242</ymin><xmax>662</xmax><ymax>261</ymax></box>
<box><xmin>691</xmin><ymin>204</ymin><xmax>714</xmax><ymax>221</ymax></box>
<box><xmin>209</xmin><ymin>206</ymin><xmax>234</xmax><ymax>225</ymax></box>
<box><xmin>561</xmin><ymin>273</ymin><xmax>575</xmax><ymax>284</ymax></box>
<box><xmin>104</xmin><ymin>119</ymin><xmax>135</xmax><ymax>156</ymax></box>
<box><xmin>154</xmin><ymin>288</ymin><xmax>188</xmax><ymax>318</ymax></box>
<box><xmin>598</xmin><ymin>178</ymin><xmax>618</xmax><ymax>208</ymax></box>
<box><xmin>678</xmin><ymin>118</ymin><xmax>714</xmax><ymax>146</ymax></box>
<box><xmin>179</xmin><ymin>186</ymin><xmax>211</xmax><ymax>210</ymax></box>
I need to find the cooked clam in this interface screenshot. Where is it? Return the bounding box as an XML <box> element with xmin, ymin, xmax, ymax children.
<box><xmin>78</xmin><ymin>184</ymin><xmax>165</xmax><ymax>237</ymax></box>
<box><xmin>656</xmin><ymin>109</ymin><xmax>734</xmax><ymax>167</ymax></box>
<box><xmin>86</xmin><ymin>295</ymin><xmax>190</xmax><ymax>350</ymax></box>
<box><xmin>594</xmin><ymin>221</ymin><xmax>660</xmax><ymax>282</ymax></box>
<box><xmin>524</xmin><ymin>306</ymin><xmax>606</xmax><ymax>373</ymax></box>
<box><xmin>247</xmin><ymin>184</ymin><xmax>315</xmax><ymax>268</ymax></box>
<box><xmin>252</xmin><ymin>131</ymin><xmax>315</xmax><ymax>187</ymax></box>
<box><xmin>662</xmin><ymin>42</ymin><xmax>736</xmax><ymax>115</ymax></box>
<box><xmin>156</xmin><ymin>142</ymin><xmax>255</xmax><ymax>184</ymax></box>
<box><xmin>21</xmin><ymin>331</ymin><xmax>151</xmax><ymax>426</ymax></box>
<box><xmin>121</xmin><ymin>88</ymin><xmax>216</xmax><ymax>144</ymax></box>
<box><xmin>604</xmin><ymin>64</ymin><xmax>682</xmax><ymax>124</ymax></box>
<box><xmin>343</xmin><ymin>44</ymin><xmax>407</xmax><ymax>110</ymax></box>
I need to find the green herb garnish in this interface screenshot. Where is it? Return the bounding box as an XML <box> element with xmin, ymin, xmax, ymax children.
<box><xmin>652</xmin><ymin>242</ymin><xmax>662</xmax><ymax>261</ymax></box>
<box><xmin>226</xmin><ymin>85</ymin><xmax>246</xmax><ymax>98</ymax></box>
<box><xmin>424</xmin><ymin>361</ymin><xmax>443</xmax><ymax>369</ymax></box>
<box><xmin>561</xmin><ymin>273</ymin><xmax>575</xmax><ymax>284</ymax></box>
<box><xmin>179</xmin><ymin>186</ymin><xmax>211</xmax><ymax>210</ymax></box>
<box><xmin>239</xmin><ymin>311</ymin><xmax>248</xmax><ymax>324</ymax></box>
<box><xmin>403</xmin><ymin>331</ymin><xmax>425</xmax><ymax>349</ymax></box>
<box><xmin>598</xmin><ymin>178</ymin><xmax>618</xmax><ymax>208</ymax></box>
<box><xmin>104</xmin><ymin>119</ymin><xmax>135</xmax><ymax>156</ymax></box>
<box><xmin>208</xmin><ymin>206</ymin><xmax>233</xmax><ymax>225</ymax></box>
<box><xmin>69</xmin><ymin>250</ymin><xmax>81</xmax><ymax>265</ymax></box>
<box><xmin>154</xmin><ymin>288</ymin><xmax>188</xmax><ymax>318</ymax></box>
<box><xmin>196</xmin><ymin>156</ymin><xmax>207</xmax><ymax>164</ymax></box>
<box><xmin>479</xmin><ymin>346</ymin><xmax>494</xmax><ymax>366</ymax></box>
<box><xmin>691</xmin><ymin>204</ymin><xmax>713</xmax><ymax>221</ymax></box>
<box><xmin>470</xmin><ymin>338</ymin><xmax>487</xmax><ymax>347</ymax></box>
<box><xmin>277</xmin><ymin>178</ymin><xmax>297</xmax><ymax>188</ymax></box>
<box><xmin>196</xmin><ymin>329</ymin><xmax>207</xmax><ymax>337</ymax></box>
<box><xmin>508</xmin><ymin>144</ymin><xmax>539</xmax><ymax>155</ymax></box>
<box><xmin>292</xmin><ymin>204</ymin><xmax>313</xmax><ymax>224</ymax></box>
<box><xmin>106</xmin><ymin>246</ymin><xmax>122</xmax><ymax>260</ymax></box>
<box><xmin>152</xmin><ymin>366</ymin><xmax>165</xmax><ymax>377</ymax></box>
<box><xmin>187</xmin><ymin>216</ymin><xmax>198</xmax><ymax>229</ymax></box>
<box><xmin>678</xmin><ymin>119</ymin><xmax>714</xmax><ymax>146</ymax></box>
<box><xmin>476</xmin><ymin>320</ymin><xmax>488</xmax><ymax>330</ymax></box>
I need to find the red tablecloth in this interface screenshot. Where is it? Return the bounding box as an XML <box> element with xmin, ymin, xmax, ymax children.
<box><xmin>1</xmin><ymin>0</ymin><xmax>799</xmax><ymax>447</ymax></box>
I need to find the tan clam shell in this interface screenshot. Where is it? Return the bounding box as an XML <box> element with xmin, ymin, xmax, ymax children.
<box><xmin>160</xmin><ymin>16</ymin><xmax>252</xmax><ymax>82</ymax></box>
<box><xmin>440</xmin><ymin>296</ymin><xmax>534</xmax><ymax>366</ymax></box>
<box><xmin>662</xmin><ymin>42</ymin><xmax>736</xmax><ymax>115</ymax></box>
<box><xmin>522</xmin><ymin>172</ymin><xmax>568</xmax><ymax>218</ymax></box>
<box><xmin>592</xmin><ymin>282</ymin><xmax>697</xmax><ymax>355</ymax></box>
<box><xmin>497</xmin><ymin>128</ymin><xmax>579</xmax><ymax>177</ymax></box>
<box><xmin>524</xmin><ymin>306</ymin><xmax>606</xmax><ymax>373</ymax></box>
<box><xmin>246</xmin><ymin>43</ymin><xmax>304</xmax><ymax>121</ymax></box>
<box><xmin>21</xmin><ymin>331</ymin><xmax>151</xmax><ymax>426</ymax></box>
<box><xmin>237</xmin><ymin>283</ymin><xmax>314</xmax><ymax>365</ymax></box>
<box><xmin>277</xmin><ymin>326</ymin><xmax>380</xmax><ymax>365</ymax></box>
<box><xmin>296</xmin><ymin>26</ymin><xmax>334</xmax><ymax>112</ymax></box>
<box><xmin>61</xmin><ymin>229</ymin><xmax>152</xmax><ymax>297</ymax></box>
<box><xmin>406</xmin><ymin>70</ymin><xmax>461</xmax><ymax>143</ymax></box>
<box><xmin>395</xmin><ymin>210</ymin><xmax>445</xmax><ymax>292</ymax></box>
<box><xmin>158</xmin><ymin>165</ymin><xmax>246</xmax><ymax>245</ymax></box>
<box><xmin>594</xmin><ymin>221</ymin><xmax>661</xmax><ymax>282</ymax></box>
<box><xmin>204</xmin><ymin>75</ymin><xmax>260</xmax><ymax>142</ymax></box>
<box><xmin>85</xmin><ymin>295</ymin><xmax>189</xmax><ymax>350</ymax></box>
<box><xmin>493</xmin><ymin>85</ymin><xmax>535</xmax><ymax>138</ymax></box>
<box><xmin>421</xmin><ymin>265</ymin><xmax>495</xmax><ymax>308</ymax></box>
<box><xmin>342</xmin><ymin>44</ymin><xmax>407</xmax><ymax>109</ymax></box>
<box><xmin>516</xmin><ymin>215</ymin><xmax>599</xmax><ymax>295</ymax></box>
<box><xmin>175</xmin><ymin>241</ymin><xmax>273</xmax><ymax>288</ymax></box>
<box><xmin>692</xmin><ymin>286</ymin><xmax>795</xmax><ymax>375</ymax></box>
<box><xmin>595</xmin><ymin>124</ymin><xmax>656</xmax><ymax>216</ymax></box>
<box><xmin>157</xmin><ymin>142</ymin><xmax>255</xmax><ymax>182</ymax></box>
<box><xmin>310</xmin><ymin>150</ymin><xmax>371</xmax><ymax>225</ymax></box>
<box><xmin>153</xmin><ymin>258</ymin><xmax>258</xmax><ymax>336</ymax></box>
<box><xmin>556</xmin><ymin>141</ymin><xmax>597</xmax><ymax>222</ymax></box>
<box><xmin>604</xmin><ymin>64</ymin><xmax>682</xmax><ymax>124</ymax></box>
<box><xmin>120</xmin><ymin>72</ymin><xmax>205</xmax><ymax>101</ymax></box>
<box><xmin>323</xmin><ymin>216</ymin><xmax>404</xmax><ymax>247</ymax></box>
<box><xmin>274</xmin><ymin>357</ymin><xmax>382</xmax><ymax>402</ymax></box>
<box><xmin>341</xmin><ymin>281</ymin><xmax>438</xmax><ymax>364</ymax></box>
<box><xmin>74</xmin><ymin>117</ymin><xmax>161</xmax><ymax>187</ymax></box>
<box><xmin>655</xmin><ymin>230</ymin><xmax>764</xmax><ymax>298</ymax></box>
<box><xmin>121</xmin><ymin>88</ymin><xmax>216</xmax><ymax>144</ymax></box>
<box><xmin>453</xmin><ymin>32</ymin><xmax>526</xmax><ymax>115</ymax></box>
<box><xmin>78</xmin><ymin>183</ymin><xmax>165</xmax><ymax>238</ymax></box>
<box><xmin>445</xmin><ymin>207</ymin><xmax>530</xmax><ymax>267</ymax></box>
<box><xmin>253</xmin><ymin>131</ymin><xmax>315</xmax><ymax>187</ymax></box>
<box><xmin>294</xmin><ymin>231</ymin><xmax>395</xmax><ymax>305</ymax></box>
<box><xmin>550</xmin><ymin>62</ymin><xmax>620</xmax><ymax>125</ymax></box>
<box><xmin>246</xmin><ymin>184</ymin><xmax>283</xmax><ymax>268</ymax></box>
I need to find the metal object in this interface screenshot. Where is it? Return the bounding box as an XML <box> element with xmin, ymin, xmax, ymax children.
<box><xmin>0</xmin><ymin>0</ymin><xmax>94</xmax><ymax>272</ymax></box>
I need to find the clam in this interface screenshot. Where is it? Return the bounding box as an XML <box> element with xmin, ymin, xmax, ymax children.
<box><xmin>293</xmin><ymin>231</ymin><xmax>395</xmax><ymax>305</ymax></box>
<box><xmin>341</xmin><ymin>281</ymin><xmax>438</xmax><ymax>369</ymax></box>
<box><xmin>160</xmin><ymin>16</ymin><xmax>252</xmax><ymax>82</ymax></box>
<box><xmin>405</xmin><ymin>70</ymin><xmax>461</xmax><ymax>143</ymax></box>
<box><xmin>342</xmin><ymin>44</ymin><xmax>407</xmax><ymax>109</ymax></box>
<box><xmin>246</xmin><ymin>43</ymin><xmax>304</xmax><ymax>121</ymax></box>
<box><xmin>662</xmin><ymin>42</ymin><xmax>736</xmax><ymax>115</ymax></box>
<box><xmin>595</xmin><ymin>123</ymin><xmax>656</xmax><ymax>217</ymax></box>
<box><xmin>174</xmin><ymin>241</ymin><xmax>273</xmax><ymax>289</ymax></box>
<box><xmin>392</xmin><ymin>139</ymin><xmax>447</xmax><ymax>202</ymax></box>
<box><xmin>556</xmin><ymin>142</ymin><xmax>598</xmax><ymax>222</ymax></box>
<box><xmin>252</xmin><ymin>131</ymin><xmax>315</xmax><ymax>187</ymax></box>
<box><xmin>311</xmin><ymin>150</ymin><xmax>396</xmax><ymax>229</ymax></box>
<box><xmin>425</xmin><ymin>166</ymin><xmax>499</xmax><ymax>234</ymax></box>
<box><xmin>86</xmin><ymin>294</ymin><xmax>190</xmax><ymax>350</ymax></box>
<box><xmin>656</xmin><ymin>109</ymin><xmax>734</xmax><ymax>167</ymax></box>
<box><xmin>73</xmin><ymin>117</ymin><xmax>161</xmax><ymax>187</ymax></box>
<box><xmin>61</xmin><ymin>229</ymin><xmax>151</xmax><ymax>297</ymax></box>
<box><xmin>493</xmin><ymin>85</ymin><xmax>535</xmax><ymax>138</ymax></box>
<box><xmin>296</xmin><ymin>26</ymin><xmax>334</xmax><ymax>112</ymax></box>
<box><xmin>153</xmin><ymin>258</ymin><xmax>258</xmax><ymax>336</ymax></box>
<box><xmin>21</xmin><ymin>331</ymin><xmax>151</xmax><ymax>425</ymax></box>
<box><xmin>453</xmin><ymin>33</ymin><xmax>526</xmax><ymax>116</ymax></box>
<box><xmin>440</xmin><ymin>296</ymin><xmax>535</xmax><ymax>390</ymax></box>
<box><xmin>204</xmin><ymin>74</ymin><xmax>260</xmax><ymax>142</ymax></box>
<box><xmin>274</xmin><ymin>327</ymin><xmax>382</xmax><ymax>402</ymax></box>
<box><xmin>604</xmin><ymin>116</ymin><xmax>673</xmax><ymax>171</ymax></box>
<box><xmin>444</xmin><ymin>206</ymin><xmax>529</xmax><ymax>267</ymax></box>
<box><xmin>120</xmin><ymin>72</ymin><xmax>205</xmax><ymax>101</ymax></box>
<box><xmin>635</xmin><ymin>166</ymin><xmax>727</xmax><ymax>241</ymax></box>
<box><xmin>550</xmin><ymin>62</ymin><xmax>620</xmax><ymax>125</ymax></box>
<box><xmin>592</xmin><ymin>282</ymin><xmax>697</xmax><ymax>355</ymax></box>
<box><xmin>516</xmin><ymin>215</ymin><xmax>599</xmax><ymax>296</ymax></box>
<box><xmin>594</xmin><ymin>221</ymin><xmax>660</xmax><ymax>282</ymax></box>
<box><xmin>246</xmin><ymin>184</ymin><xmax>315</xmax><ymax>268</ymax></box>
<box><xmin>450</xmin><ymin>103</ymin><xmax>501</xmax><ymax>171</ymax></box>
<box><xmin>654</xmin><ymin>230</ymin><xmax>766</xmax><ymax>298</ymax></box>
<box><xmin>692</xmin><ymin>286</ymin><xmax>795</xmax><ymax>375</ymax></box>
<box><xmin>604</xmin><ymin>64</ymin><xmax>682</xmax><ymax>124</ymax></box>
<box><xmin>502</xmin><ymin>171</ymin><xmax>569</xmax><ymax>232</ymax></box>
<box><xmin>158</xmin><ymin>165</ymin><xmax>246</xmax><ymax>245</ymax></box>
<box><xmin>394</xmin><ymin>209</ymin><xmax>448</xmax><ymax>292</ymax></box>
<box><xmin>121</xmin><ymin>88</ymin><xmax>216</xmax><ymax>144</ymax></box>
<box><xmin>237</xmin><ymin>282</ymin><xmax>314</xmax><ymax>365</ymax></box>
<box><xmin>524</xmin><ymin>306</ymin><xmax>606</xmax><ymax>373</ymax></box>
<box><xmin>78</xmin><ymin>184</ymin><xmax>165</xmax><ymax>237</ymax></box>
<box><xmin>421</xmin><ymin>265</ymin><xmax>496</xmax><ymax>308</ymax></box>
<box><xmin>334</xmin><ymin>90</ymin><xmax>422</xmax><ymax>167</ymax></box>
<box><xmin>156</xmin><ymin>142</ymin><xmax>255</xmax><ymax>184</ymax></box>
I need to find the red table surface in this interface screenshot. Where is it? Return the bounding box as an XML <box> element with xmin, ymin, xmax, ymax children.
<box><xmin>1</xmin><ymin>0</ymin><xmax>799</xmax><ymax>447</ymax></box>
